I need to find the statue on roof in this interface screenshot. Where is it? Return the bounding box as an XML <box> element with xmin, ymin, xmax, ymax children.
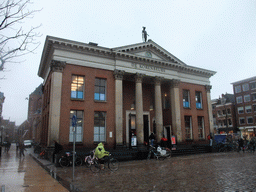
<box><xmin>142</xmin><ymin>27</ymin><xmax>149</xmax><ymax>42</ymax></box>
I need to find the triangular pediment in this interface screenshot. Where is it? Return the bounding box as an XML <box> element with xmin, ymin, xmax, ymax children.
<box><xmin>112</xmin><ymin>40</ymin><xmax>187</xmax><ymax>66</ymax></box>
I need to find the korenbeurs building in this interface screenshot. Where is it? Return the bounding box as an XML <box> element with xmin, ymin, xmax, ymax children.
<box><xmin>38</xmin><ymin>35</ymin><xmax>216</xmax><ymax>149</ymax></box>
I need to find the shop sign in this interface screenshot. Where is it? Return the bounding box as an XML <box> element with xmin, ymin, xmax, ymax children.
<box><xmin>248</xmin><ymin>129</ymin><xmax>254</xmax><ymax>132</ymax></box>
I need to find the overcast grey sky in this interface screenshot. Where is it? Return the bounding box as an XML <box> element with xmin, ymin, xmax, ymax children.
<box><xmin>1</xmin><ymin>0</ymin><xmax>256</xmax><ymax>125</ymax></box>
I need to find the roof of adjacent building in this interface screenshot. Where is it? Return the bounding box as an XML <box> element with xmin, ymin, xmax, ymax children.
<box><xmin>231</xmin><ymin>76</ymin><xmax>256</xmax><ymax>85</ymax></box>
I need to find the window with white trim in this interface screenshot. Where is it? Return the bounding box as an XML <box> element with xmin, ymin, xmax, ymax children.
<box><xmin>252</xmin><ymin>93</ymin><xmax>256</xmax><ymax>101</ymax></box>
<box><xmin>195</xmin><ymin>91</ymin><xmax>202</xmax><ymax>109</ymax></box>
<box><xmin>94</xmin><ymin>78</ymin><xmax>106</xmax><ymax>101</ymax></box>
<box><xmin>185</xmin><ymin>116</ymin><xmax>192</xmax><ymax>140</ymax></box>
<box><xmin>238</xmin><ymin>107</ymin><xmax>244</xmax><ymax>114</ymax></box>
<box><xmin>69</xmin><ymin>110</ymin><xmax>83</xmax><ymax>142</ymax></box>
<box><xmin>245</xmin><ymin>105</ymin><xmax>252</xmax><ymax>113</ymax></box>
<box><xmin>242</xmin><ymin>83</ymin><xmax>249</xmax><ymax>92</ymax></box>
<box><xmin>244</xmin><ymin>95</ymin><xmax>250</xmax><ymax>102</ymax></box>
<box><xmin>235</xmin><ymin>85</ymin><xmax>241</xmax><ymax>93</ymax></box>
<box><xmin>94</xmin><ymin>111</ymin><xmax>106</xmax><ymax>142</ymax></box>
<box><xmin>71</xmin><ymin>75</ymin><xmax>84</xmax><ymax>99</ymax></box>
<box><xmin>236</xmin><ymin>96</ymin><xmax>242</xmax><ymax>104</ymax></box>
<box><xmin>183</xmin><ymin>90</ymin><xmax>190</xmax><ymax>108</ymax></box>
<box><xmin>250</xmin><ymin>82</ymin><xmax>256</xmax><ymax>90</ymax></box>
<box><xmin>247</xmin><ymin>116</ymin><xmax>253</xmax><ymax>124</ymax></box>
<box><xmin>198</xmin><ymin>116</ymin><xmax>205</xmax><ymax>139</ymax></box>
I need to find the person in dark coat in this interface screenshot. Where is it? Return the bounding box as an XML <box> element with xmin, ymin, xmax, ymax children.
<box><xmin>238</xmin><ymin>137</ymin><xmax>244</xmax><ymax>152</ymax></box>
<box><xmin>52</xmin><ymin>140</ymin><xmax>63</xmax><ymax>163</ymax></box>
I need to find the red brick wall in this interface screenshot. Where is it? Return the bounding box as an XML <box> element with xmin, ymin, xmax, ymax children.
<box><xmin>59</xmin><ymin>64</ymin><xmax>116</xmax><ymax>148</ymax></box>
<box><xmin>179</xmin><ymin>82</ymin><xmax>210</xmax><ymax>142</ymax></box>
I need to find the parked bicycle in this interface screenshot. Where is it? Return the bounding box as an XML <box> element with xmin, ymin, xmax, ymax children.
<box><xmin>59</xmin><ymin>151</ymin><xmax>83</xmax><ymax>167</ymax></box>
<box><xmin>84</xmin><ymin>150</ymin><xmax>95</xmax><ymax>168</ymax></box>
<box><xmin>90</xmin><ymin>153</ymin><xmax>119</xmax><ymax>173</ymax></box>
<box><xmin>147</xmin><ymin>145</ymin><xmax>171</xmax><ymax>160</ymax></box>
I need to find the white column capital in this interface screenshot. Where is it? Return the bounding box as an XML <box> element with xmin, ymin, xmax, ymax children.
<box><xmin>50</xmin><ymin>60</ymin><xmax>66</xmax><ymax>72</ymax></box>
<box><xmin>205</xmin><ymin>85</ymin><xmax>212</xmax><ymax>93</ymax></box>
<box><xmin>170</xmin><ymin>79</ymin><xmax>180</xmax><ymax>88</ymax></box>
<box><xmin>114</xmin><ymin>69</ymin><xmax>125</xmax><ymax>80</ymax></box>
<box><xmin>135</xmin><ymin>73</ymin><xmax>145</xmax><ymax>83</ymax></box>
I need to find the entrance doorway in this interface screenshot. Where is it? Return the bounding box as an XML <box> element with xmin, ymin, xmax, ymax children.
<box><xmin>126</xmin><ymin>111</ymin><xmax>150</xmax><ymax>147</ymax></box>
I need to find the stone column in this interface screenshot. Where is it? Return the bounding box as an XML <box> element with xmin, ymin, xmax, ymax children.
<box><xmin>135</xmin><ymin>73</ymin><xmax>144</xmax><ymax>146</ymax></box>
<box><xmin>114</xmin><ymin>70</ymin><xmax>125</xmax><ymax>146</ymax></box>
<box><xmin>205</xmin><ymin>85</ymin><xmax>214</xmax><ymax>134</ymax></box>
<box><xmin>48</xmin><ymin>60</ymin><xmax>66</xmax><ymax>147</ymax></box>
<box><xmin>170</xmin><ymin>79</ymin><xmax>182</xmax><ymax>142</ymax></box>
<box><xmin>154</xmin><ymin>77</ymin><xmax>163</xmax><ymax>142</ymax></box>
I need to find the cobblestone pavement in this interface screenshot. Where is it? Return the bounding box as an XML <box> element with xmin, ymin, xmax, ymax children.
<box><xmin>41</xmin><ymin>151</ymin><xmax>256</xmax><ymax>192</ymax></box>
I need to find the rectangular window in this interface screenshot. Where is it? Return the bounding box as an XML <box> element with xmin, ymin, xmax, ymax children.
<box><xmin>239</xmin><ymin>117</ymin><xmax>245</xmax><ymax>125</ymax></box>
<box><xmin>242</xmin><ymin>83</ymin><xmax>249</xmax><ymax>92</ymax></box>
<box><xmin>238</xmin><ymin>107</ymin><xmax>244</xmax><ymax>114</ymax></box>
<box><xmin>198</xmin><ymin>116</ymin><xmax>205</xmax><ymax>139</ymax></box>
<box><xmin>94</xmin><ymin>112</ymin><xmax>106</xmax><ymax>142</ymax></box>
<box><xmin>228</xmin><ymin>119</ymin><xmax>232</xmax><ymax>126</ymax></box>
<box><xmin>69</xmin><ymin>110</ymin><xmax>83</xmax><ymax>142</ymax></box>
<box><xmin>253</xmin><ymin>105</ymin><xmax>256</xmax><ymax>112</ymax></box>
<box><xmin>244</xmin><ymin>95</ymin><xmax>251</xmax><ymax>102</ymax></box>
<box><xmin>71</xmin><ymin>75</ymin><xmax>84</xmax><ymax>99</ymax></box>
<box><xmin>183</xmin><ymin>90</ymin><xmax>190</xmax><ymax>108</ymax></box>
<box><xmin>236</xmin><ymin>96</ymin><xmax>242</xmax><ymax>104</ymax></box>
<box><xmin>247</xmin><ymin>116</ymin><xmax>253</xmax><ymax>124</ymax></box>
<box><xmin>217</xmin><ymin>110</ymin><xmax>222</xmax><ymax>117</ymax></box>
<box><xmin>235</xmin><ymin>85</ymin><xmax>241</xmax><ymax>93</ymax></box>
<box><xmin>94</xmin><ymin>78</ymin><xmax>106</xmax><ymax>101</ymax></box>
<box><xmin>245</xmin><ymin>105</ymin><xmax>252</xmax><ymax>113</ymax></box>
<box><xmin>185</xmin><ymin>116</ymin><xmax>192</xmax><ymax>140</ymax></box>
<box><xmin>195</xmin><ymin>91</ymin><xmax>202</xmax><ymax>109</ymax></box>
<box><xmin>252</xmin><ymin>93</ymin><xmax>256</xmax><ymax>101</ymax></box>
<box><xmin>227</xmin><ymin>108</ymin><xmax>231</xmax><ymax>115</ymax></box>
<box><xmin>250</xmin><ymin>82</ymin><xmax>256</xmax><ymax>90</ymax></box>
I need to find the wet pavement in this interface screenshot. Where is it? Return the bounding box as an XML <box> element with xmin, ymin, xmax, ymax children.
<box><xmin>1</xmin><ymin>144</ymin><xmax>256</xmax><ymax>192</ymax></box>
<box><xmin>0</xmin><ymin>144</ymin><xmax>68</xmax><ymax>192</ymax></box>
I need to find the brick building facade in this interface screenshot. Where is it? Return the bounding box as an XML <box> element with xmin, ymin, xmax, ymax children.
<box><xmin>38</xmin><ymin>36</ymin><xmax>216</xmax><ymax>148</ymax></box>
<box><xmin>232</xmin><ymin>76</ymin><xmax>256</xmax><ymax>139</ymax></box>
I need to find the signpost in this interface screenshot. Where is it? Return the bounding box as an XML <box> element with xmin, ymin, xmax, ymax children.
<box><xmin>72</xmin><ymin>115</ymin><xmax>77</xmax><ymax>182</ymax></box>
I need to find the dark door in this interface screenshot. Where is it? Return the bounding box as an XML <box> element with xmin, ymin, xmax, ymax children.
<box><xmin>143</xmin><ymin>115</ymin><xmax>149</xmax><ymax>144</ymax></box>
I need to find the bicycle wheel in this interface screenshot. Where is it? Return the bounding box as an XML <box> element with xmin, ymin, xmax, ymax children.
<box><xmin>75</xmin><ymin>156</ymin><xmax>83</xmax><ymax>166</ymax></box>
<box><xmin>59</xmin><ymin>157</ymin><xmax>69</xmax><ymax>167</ymax></box>
<box><xmin>85</xmin><ymin>156</ymin><xmax>92</xmax><ymax>168</ymax></box>
<box><xmin>90</xmin><ymin>159</ymin><xmax>100</xmax><ymax>173</ymax></box>
<box><xmin>108</xmin><ymin>158</ymin><xmax>119</xmax><ymax>171</ymax></box>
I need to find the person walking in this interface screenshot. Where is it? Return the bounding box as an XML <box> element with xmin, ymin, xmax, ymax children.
<box><xmin>19</xmin><ymin>142</ymin><xmax>26</xmax><ymax>158</ymax></box>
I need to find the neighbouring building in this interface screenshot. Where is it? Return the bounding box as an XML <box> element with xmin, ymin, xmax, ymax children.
<box><xmin>1</xmin><ymin>119</ymin><xmax>16</xmax><ymax>143</ymax></box>
<box><xmin>232</xmin><ymin>76</ymin><xmax>256</xmax><ymax>139</ymax></box>
<box><xmin>17</xmin><ymin>85</ymin><xmax>43</xmax><ymax>143</ymax></box>
<box><xmin>38</xmin><ymin>36</ymin><xmax>216</xmax><ymax>149</ymax></box>
<box><xmin>212</xmin><ymin>93</ymin><xmax>238</xmax><ymax>134</ymax></box>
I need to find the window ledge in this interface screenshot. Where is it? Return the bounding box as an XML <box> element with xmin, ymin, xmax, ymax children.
<box><xmin>94</xmin><ymin>100</ymin><xmax>107</xmax><ymax>103</ymax></box>
<box><xmin>71</xmin><ymin>98</ymin><xmax>85</xmax><ymax>101</ymax></box>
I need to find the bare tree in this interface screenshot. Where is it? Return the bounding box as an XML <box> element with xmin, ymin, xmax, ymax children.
<box><xmin>0</xmin><ymin>0</ymin><xmax>41</xmax><ymax>71</ymax></box>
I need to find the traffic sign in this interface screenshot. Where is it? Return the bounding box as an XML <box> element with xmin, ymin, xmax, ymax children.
<box><xmin>72</xmin><ymin>115</ymin><xmax>77</xmax><ymax>127</ymax></box>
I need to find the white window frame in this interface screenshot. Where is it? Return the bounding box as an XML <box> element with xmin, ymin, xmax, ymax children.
<box><xmin>94</xmin><ymin>111</ymin><xmax>106</xmax><ymax>142</ymax></box>
<box><xmin>242</xmin><ymin>83</ymin><xmax>249</xmax><ymax>92</ymax></box>
<box><xmin>185</xmin><ymin>116</ymin><xmax>193</xmax><ymax>140</ymax></box>
<box><xmin>69</xmin><ymin>110</ymin><xmax>83</xmax><ymax>143</ymax></box>
<box><xmin>236</xmin><ymin>96</ymin><xmax>242</xmax><ymax>104</ymax></box>
<box><xmin>94</xmin><ymin>78</ymin><xmax>107</xmax><ymax>101</ymax></box>
<box><xmin>183</xmin><ymin>90</ymin><xmax>190</xmax><ymax>108</ymax></box>
<box><xmin>195</xmin><ymin>91</ymin><xmax>203</xmax><ymax>109</ymax></box>
<box><xmin>252</xmin><ymin>93</ymin><xmax>256</xmax><ymax>101</ymax></box>
<box><xmin>250</xmin><ymin>82</ymin><xmax>256</xmax><ymax>90</ymax></box>
<box><xmin>244</xmin><ymin>95</ymin><xmax>251</xmax><ymax>102</ymax></box>
<box><xmin>245</xmin><ymin>105</ymin><xmax>252</xmax><ymax>113</ymax></box>
<box><xmin>71</xmin><ymin>75</ymin><xmax>84</xmax><ymax>99</ymax></box>
<box><xmin>198</xmin><ymin>116</ymin><xmax>205</xmax><ymax>139</ymax></box>
<box><xmin>235</xmin><ymin>85</ymin><xmax>241</xmax><ymax>93</ymax></box>
<box><xmin>238</xmin><ymin>107</ymin><xmax>244</xmax><ymax>114</ymax></box>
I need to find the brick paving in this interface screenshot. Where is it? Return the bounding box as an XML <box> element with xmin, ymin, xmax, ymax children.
<box><xmin>33</xmin><ymin>151</ymin><xmax>256</xmax><ymax>192</ymax></box>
